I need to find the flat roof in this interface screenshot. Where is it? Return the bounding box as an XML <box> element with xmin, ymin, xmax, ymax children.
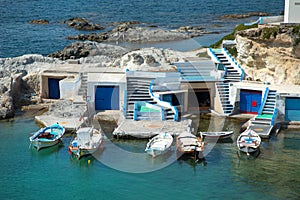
<box><xmin>234</xmin><ymin>81</ymin><xmax>300</xmax><ymax>95</ymax></box>
<box><xmin>88</xmin><ymin>72</ymin><xmax>126</xmax><ymax>83</ymax></box>
<box><xmin>174</xmin><ymin>60</ymin><xmax>216</xmax><ymax>68</ymax></box>
<box><xmin>174</xmin><ymin>60</ymin><xmax>218</xmax><ymax>82</ymax></box>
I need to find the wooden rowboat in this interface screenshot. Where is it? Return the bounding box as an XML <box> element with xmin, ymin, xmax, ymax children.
<box><xmin>176</xmin><ymin>132</ymin><xmax>204</xmax><ymax>161</ymax></box>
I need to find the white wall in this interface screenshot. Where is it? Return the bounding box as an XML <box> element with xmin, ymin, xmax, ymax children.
<box><xmin>59</xmin><ymin>76</ymin><xmax>81</xmax><ymax>99</ymax></box>
<box><xmin>86</xmin><ymin>73</ymin><xmax>126</xmax><ymax>111</ymax></box>
<box><xmin>285</xmin><ymin>0</ymin><xmax>300</xmax><ymax>23</ymax></box>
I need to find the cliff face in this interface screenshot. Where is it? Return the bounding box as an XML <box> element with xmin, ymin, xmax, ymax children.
<box><xmin>0</xmin><ymin>54</ymin><xmax>59</xmax><ymax>119</ymax></box>
<box><xmin>235</xmin><ymin>26</ymin><xmax>300</xmax><ymax>85</ymax></box>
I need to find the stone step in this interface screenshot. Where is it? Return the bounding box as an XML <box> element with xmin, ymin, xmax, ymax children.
<box><xmin>264</xmin><ymin>104</ymin><xmax>275</xmax><ymax>109</ymax></box>
<box><xmin>262</xmin><ymin>111</ymin><xmax>274</xmax><ymax>115</ymax></box>
<box><xmin>251</xmin><ymin>120</ymin><xmax>271</xmax><ymax>125</ymax></box>
<box><xmin>263</xmin><ymin>108</ymin><xmax>274</xmax><ymax>112</ymax></box>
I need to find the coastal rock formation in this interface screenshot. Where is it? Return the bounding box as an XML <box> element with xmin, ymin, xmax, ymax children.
<box><xmin>67</xmin><ymin>22</ymin><xmax>190</xmax><ymax>43</ymax></box>
<box><xmin>0</xmin><ymin>54</ymin><xmax>62</xmax><ymax>119</ymax></box>
<box><xmin>29</xmin><ymin>19</ymin><xmax>49</xmax><ymax>24</ymax></box>
<box><xmin>48</xmin><ymin>42</ymin><xmax>130</xmax><ymax>61</ymax></box>
<box><xmin>64</xmin><ymin>18</ymin><xmax>104</xmax><ymax>31</ymax></box>
<box><xmin>47</xmin><ymin>99</ymin><xmax>86</xmax><ymax>118</ymax></box>
<box><xmin>175</xmin><ymin>26</ymin><xmax>218</xmax><ymax>37</ymax></box>
<box><xmin>114</xmin><ymin>47</ymin><xmax>183</xmax><ymax>71</ymax></box>
<box><xmin>235</xmin><ymin>25</ymin><xmax>300</xmax><ymax>85</ymax></box>
<box><xmin>219</xmin><ymin>12</ymin><xmax>270</xmax><ymax>19</ymax></box>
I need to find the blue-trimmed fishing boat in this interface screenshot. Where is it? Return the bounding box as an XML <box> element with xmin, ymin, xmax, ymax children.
<box><xmin>29</xmin><ymin>123</ymin><xmax>65</xmax><ymax>151</ymax></box>
<box><xmin>68</xmin><ymin>127</ymin><xmax>103</xmax><ymax>159</ymax></box>
<box><xmin>237</xmin><ymin>129</ymin><xmax>261</xmax><ymax>156</ymax></box>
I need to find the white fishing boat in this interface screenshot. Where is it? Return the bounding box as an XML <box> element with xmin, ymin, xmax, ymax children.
<box><xmin>176</xmin><ymin>132</ymin><xmax>204</xmax><ymax>160</ymax></box>
<box><xmin>68</xmin><ymin>127</ymin><xmax>103</xmax><ymax>159</ymax></box>
<box><xmin>145</xmin><ymin>132</ymin><xmax>173</xmax><ymax>158</ymax></box>
<box><xmin>29</xmin><ymin>123</ymin><xmax>65</xmax><ymax>151</ymax></box>
<box><xmin>237</xmin><ymin>129</ymin><xmax>261</xmax><ymax>156</ymax></box>
<box><xmin>200</xmin><ymin>131</ymin><xmax>233</xmax><ymax>140</ymax></box>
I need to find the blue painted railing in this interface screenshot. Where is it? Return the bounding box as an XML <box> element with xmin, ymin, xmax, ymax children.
<box><xmin>149</xmin><ymin>80</ymin><xmax>179</xmax><ymax>121</ymax></box>
<box><xmin>258</xmin><ymin>87</ymin><xmax>269</xmax><ymax>115</ymax></box>
<box><xmin>123</xmin><ymin>90</ymin><xmax>127</xmax><ymax>117</ymax></box>
<box><xmin>133</xmin><ymin>101</ymin><xmax>138</xmax><ymax>121</ymax></box>
<box><xmin>224</xmin><ymin>65</ymin><xmax>228</xmax><ymax>76</ymax></box>
<box><xmin>207</xmin><ymin>48</ymin><xmax>221</xmax><ymax>64</ymax></box>
<box><xmin>271</xmin><ymin>108</ymin><xmax>278</xmax><ymax>126</ymax></box>
<box><xmin>161</xmin><ymin>107</ymin><xmax>165</xmax><ymax>121</ymax></box>
<box><xmin>222</xmin><ymin>48</ymin><xmax>245</xmax><ymax>81</ymax></box>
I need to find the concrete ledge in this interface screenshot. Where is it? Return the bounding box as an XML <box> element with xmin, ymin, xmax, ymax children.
<box><xmin>113</xmin><ymin>119</ymin><xmax>193</xmax><ymax>139</ymax></box>
<box><xmin>35</xmin><ymin>115</ymin><xmax>86</xmax><ymax>133</ymax></box>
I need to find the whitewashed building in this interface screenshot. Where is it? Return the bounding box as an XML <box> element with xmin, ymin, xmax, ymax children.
<box><xmin>284</xmin><ymin>0</ymin><xmax>300</xmax><ymax>23</ymax></box>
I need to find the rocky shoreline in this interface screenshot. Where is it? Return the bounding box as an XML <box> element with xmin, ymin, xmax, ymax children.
<box><xmin>0</xmin><ymin>40</ymin><xmax>203</xmax><ymax>119</ymax></box>
<box><xmin>2</xmin><ymin>18</ymin><xmax>300</xmax><ymax>120</ymax></box>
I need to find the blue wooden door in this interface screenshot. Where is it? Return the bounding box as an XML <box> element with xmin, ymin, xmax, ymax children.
<box><xmin>48</xmin><ymin>78</ymin><xmax>60</xmax><ymax>99</ymax></box>
<box><xmin>240</xmin><ymin>90</ymin><xmax>262</xmax><ymax>114</ymax></box>
<box><xmin>95</xmin><ymin>86</ymin><xmax>119</xmax><ymax>110</ymax></box>
<box><xmin>285</xmin><ymin>97</ymin><xmax>300</xmax><ymax>121</ymax></box>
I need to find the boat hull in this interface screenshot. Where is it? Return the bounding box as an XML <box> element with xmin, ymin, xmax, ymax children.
<box><xmin>69</xmin><ymin>144</ymin><xmax>102</xmax><ymax>159</ymax></box>
<box><xmin>31</xmin><ymin>140</ymin><xmax>61</xmax><ymax>151</ymax></box>
<box><xmin>145</xmin><ymin>147</ymin><xmax>170</xmax><ymax>158</ymax></box>
<box><xmin>200</xmin><ymin>131</ymin><xmax>233</xmax><ymax>140</ymax></box>
<box><xmin>29</xmin><ymin>123</ymin><xmax>65</xmax><ymax>151</ymax></box>
<box><xmin>145</xmin><ymin>133</ymin><xmax>173</xmax><ymax>158</ymax></box>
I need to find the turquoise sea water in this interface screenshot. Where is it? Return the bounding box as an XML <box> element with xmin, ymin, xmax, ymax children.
<box><xmin>1</xmin><ymin>116</ymin><xmax>299</xmax><ymax>200</ymax></box>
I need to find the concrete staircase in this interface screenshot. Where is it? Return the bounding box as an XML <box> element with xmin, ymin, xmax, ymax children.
<box><xmin>215</xmin><ymin>82</ymin><xmax>234</xmax><ymax>115</ymax></box>
<box><xmin>125</xmin><ymin>77</ymin><xmax>155</xmax><ymax>119</ymax></box>
<box><xmin>125</xmin><ymin>76</ymin><xmax>177</xmax><ymax>121</ymax></box>
<box><xmin>78</xmin><ymin>73</ymin><xmax>88</xmax><ymax>97</ymax></box>
<box><xmin>251</xmin><ymin>89</ymin><xmax>277</xmax><ymax>126</ymax></box>
<box><xmin>209</xmin><ymin>48</ymin><xmax>244</xmax><ymax>82</ymax></box>
<box><xmin>248</xmin><ymin>89</ymin><xmax>278</xmax><ymax>138</ymax></box>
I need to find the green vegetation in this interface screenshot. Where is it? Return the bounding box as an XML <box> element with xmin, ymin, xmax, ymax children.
<box><xmin>295</xmin><ymin>38</ymin><xmax>300</xmax><ymax>46</ymax></box>
<box><xmin>292</xmin><ymin>25</ymin><xmax>300</xmax><ymax>34</ymax></box>
<box><xmin>292</xmin><ymin>25</ymin><xmax>300</xmax><ymax>46</ymax></box>
<box><xmin>210</xmin><ymin>24</ymin><xmax>258</xmax><ymax>48</ymax></box>
<box><xmin>227</xmin><ymin>47</ymin><xmax>237</xmax><ymax>57</ymax></box>
<box><xmin>196</xmin><ymin>51</ymin><xmax>211</xmax><ymax>58</ymax></box>
<box><xmin>262</xmin><ymin>27</ymin><xmax>279</xmax><ymax>39</ymax></box>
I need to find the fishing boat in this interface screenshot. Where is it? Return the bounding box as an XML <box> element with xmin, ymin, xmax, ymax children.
<box><xmin>200</xmin><ymin>131</ymin><xmax>233</xmax><ymax>140</ymax></box>
<box><xmin>237</xmin><ymin>129</ymin><xmax>261</xmax><ymax>156</ymax></box>
<box><xmin>145</xmin><ymin>132</ymin><xmax>173</xmax><ymax>158</ymax></box>
<box><xmin>176</xmin><ymin>132</ymin><xmax>204</xmax><ymax>160</ymax></box>
<box><xmin>68</xmin><ymin>127</ymin><xmax>103</xmax><ymax>159</ymax></box>
<box><xmin>29</xmin><ymin>123</ymin><xmax>65</xmax><ymax>151</ymax></box>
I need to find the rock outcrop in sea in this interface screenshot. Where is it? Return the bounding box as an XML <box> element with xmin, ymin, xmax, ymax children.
<box><xmin>63</xmin><ymin>18</ymin><xmax>105</xmax><ymax>31</ymax></box>
<box><xmin>234</xmin><ymin>25</ymin><xmax>300</xmax><ymax>85</ymax></box>
<box><xmin>219</xmin><ymin>12</ymin><xmax>270</xmax><ymax>19</ymax></box>
<box><xmin>66</xmin><ymin>22</ymin><xmax>213</xmax><ymax>44</ymax></box>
